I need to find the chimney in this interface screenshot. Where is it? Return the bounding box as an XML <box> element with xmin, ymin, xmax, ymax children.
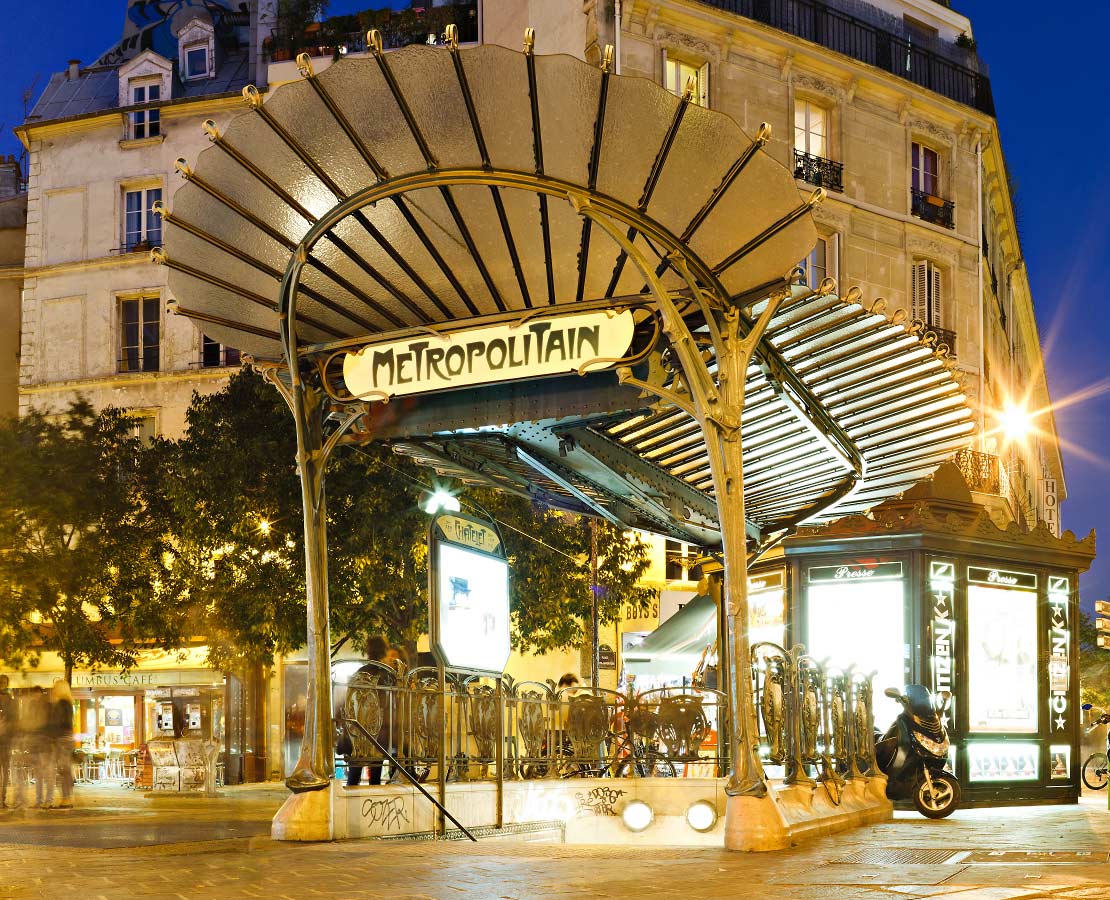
<box><xmin>0</xmin><ymin>155</ymin><xmax>22</xmax><ymax>200</ymax></box>
<box><xmin>67</xmin><ymin>59</ymin><xmax>81</xmax><ymax>80</ymax></box>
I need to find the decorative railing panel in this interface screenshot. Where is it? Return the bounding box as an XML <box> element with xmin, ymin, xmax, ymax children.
<box><xmin>751</xmin><ymin>643</ymin><xmax>878</xmax><ymax>793</ymax></box>
<box><xmin>911</xmin><ymin>188</ymin><xmax>955</xmax><ymax>229</ymax></box>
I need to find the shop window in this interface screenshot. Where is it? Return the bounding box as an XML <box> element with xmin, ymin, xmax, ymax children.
<box><xmin>119</xmin><ymin>295</ymin><xmax>161</xmax><ymax>373</ymax></box>
<box><xmin>123</xmin><ymin>186</ymin><xmax>162</xmax><ymax>251</ymax></box>
<box><xmin>965</xmin><ymin>566</ymin><xmax>1038</xmax><ymax>735</ymax></box>
<box><xmin>804</xmin><ymin>561</ymin><xmax>907</xmax><ymax>725</ymax></box>
<box><xmin>129</xmin><ymin>81</ymin><xmax>161</xmax><ymax>139</ymax></box>
<box><xmin>202</xmin><ymin>335</ymin><xmax>241</xmax><ymax>368</ymax></box>
<box><xmin>748</xmin><ymin>570</ymin><xmax>785</xmax><ymax>648</ymax></box>
<box><xmin>911</xmin><ymin>259</ymin><xmax>943</xmax><ymax>326</ymax></box>
<box><xmin>663</xmin><ymin>53</ymin><xmax>708</xmax><ymax>107</ymax></box>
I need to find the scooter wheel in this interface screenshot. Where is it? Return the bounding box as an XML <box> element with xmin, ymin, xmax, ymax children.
<box><xmin>913</xmin><ymin>770</ymin><xmax>960</xmax><ymax>819</ymax></box>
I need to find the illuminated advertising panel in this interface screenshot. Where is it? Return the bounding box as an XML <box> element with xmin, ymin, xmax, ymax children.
<box><xmin>966</xmin><ymin>567</ymin><xmax>1038</xmax><ymax>734</ymax></box>
<box><xmin>748</xmin><ymin>570</ymin><xmax>785</xmax><ymax>648</ymax></box>
<box><xmin>968</xmin><ymin>742</ymin><xmax>1039</xmax><ymax>782</ymax></box>
<box><xmin>1047</xmin><ymin>576</ymin><xmax>1071</xmax><ymax>735</ymax></box>
<box><xmin>429</xmin><ymin>513</ymin><xmax>511</xmax><ymax>675</ymax></box>
<box><xmin>929</xmin><ymin>561</ymin><xmax>956</xmax><ymax>732</ymax></box>
<box><xmin>805</xmin><ymin>562</ymin><xmax>905</xmax><ymax>726</ymax></box>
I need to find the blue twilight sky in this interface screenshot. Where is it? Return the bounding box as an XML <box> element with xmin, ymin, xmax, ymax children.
<box><xmin>0</xmin><ymin>2</ymin><xmax>1107</xmax><ymax>605</ymax></box>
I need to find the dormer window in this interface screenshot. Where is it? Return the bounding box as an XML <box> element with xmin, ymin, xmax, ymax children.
<box><xmin>184</xmin><ymin>43</ymin><xmax>209</xmax><ymax>80</ymax></box>
<box><xmin>130</xmin><ymin>81</ymin><xmax>161</xmax><ymax>139</ymax></box>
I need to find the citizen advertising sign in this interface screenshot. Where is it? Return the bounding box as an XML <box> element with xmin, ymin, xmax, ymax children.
<box><xmin>428</xmin><ymin>511</ymin><xmax>510</xmax><ymax>675</ymax></box>
<box><xmin>343</xmin><ymin>310</ymin><xmax>637</xmax><ymax>401</ymax></box>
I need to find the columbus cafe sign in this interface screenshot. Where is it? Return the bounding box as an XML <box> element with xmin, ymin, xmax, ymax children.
<box><xmin>343</xmin><ymin>309</ymin><xmax>639</xmax><ymax>401</ymax></box>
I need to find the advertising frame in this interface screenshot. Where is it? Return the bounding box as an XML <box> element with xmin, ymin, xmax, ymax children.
<box><xmin>428</xmin><ymin>509</ymin><xmax>511</xmax><ymax>677</ymax></box>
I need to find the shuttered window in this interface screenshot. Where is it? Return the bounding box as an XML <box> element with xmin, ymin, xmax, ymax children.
<box><xmin>912</xmin><ymin>259</ymin><xmax>943</xmax><ymax>326</ymax></box>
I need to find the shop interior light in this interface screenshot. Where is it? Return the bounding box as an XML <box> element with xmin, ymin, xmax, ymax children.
<box><xmin>685</xmin><ymin>799</ymin><xmax>718</xmax><ymax>832</ymax></box>
<box><xmin>621</xmin><ymin>799</ymin><xmax>654</xmax><ymax>833</ymax></box>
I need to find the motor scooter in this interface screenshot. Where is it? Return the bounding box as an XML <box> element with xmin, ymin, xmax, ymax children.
<box><xmin>874</xmin><ymin>684</ymin><xmax>960</xmax><ymax>818</ymax></box>
<box><xmin>1080</xmin><ymin>703</ymin><xmax>1110</xmax><ymax>790</ymax></box>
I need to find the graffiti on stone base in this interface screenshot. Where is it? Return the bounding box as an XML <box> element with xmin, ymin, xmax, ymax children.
<box><xmin>575</xmin><ymin>786</ymin><xmax>625</xmax><ymax>816</ymax></box>
<box><xmin>361</xmin><ymin>796</ymin><xmax>410</xmax><ymax>831</ymax></box>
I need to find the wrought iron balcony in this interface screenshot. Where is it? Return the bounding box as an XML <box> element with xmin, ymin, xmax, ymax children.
<box><xmin>695</xmin><ymin>0</ymin><xmax>994</xmax><ymax>116</ymax></box>
<box><xmin>911</xmin><ymin>188</ymin><xmax>955</xmax><ymax>229</ymax></box>
<box><xmin>953</xmin><ymin>448</ymin><xmax>1001</xmax><ymax>494</ymax></box>
<box><xmin>793</xmin><ymin>149</ymin><xmax>843</xmax><ymax>192</ymax></box>
<box><xmin>922</xmin><ymin>323</ymin><xmax>956</xmax><ymax>357</ymax></box>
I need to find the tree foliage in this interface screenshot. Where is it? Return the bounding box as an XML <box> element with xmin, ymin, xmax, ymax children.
<box><xmin>1079</xmin><ymin>608</ymin><xmax>1110</xmax><ymax>708</ymax></box>
<box><xmin>0</xmin><ymin>401</ymin><xmax>185</xmax><ymax>682</ymax></box>
<box><xmin>156</xmin><ymin>370</ymin><xmax>658</xmax><ymax>668</ymax></box>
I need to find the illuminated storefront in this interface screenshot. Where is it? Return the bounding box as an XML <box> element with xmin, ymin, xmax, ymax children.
<box><xmin>751</xmin><ymin>463</ymin><xmax>1095</xmax><ymax>805</ymax></box>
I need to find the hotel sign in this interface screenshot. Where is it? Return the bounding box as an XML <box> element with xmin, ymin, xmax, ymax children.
<box><xmin>343</xmin><ymin>310</ymin><xmax>637</xmax><ymax>401</ymax></box>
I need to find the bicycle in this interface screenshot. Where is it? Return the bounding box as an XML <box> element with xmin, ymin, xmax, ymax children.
<box><xmin>1080</xmin><ymin>703</ymin><xmax>1110</xmax><ymax>791</ymax></box>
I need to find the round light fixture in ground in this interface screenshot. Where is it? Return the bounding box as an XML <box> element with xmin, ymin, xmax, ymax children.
<box><xmin>621</xmin><ymin>800</ymin><xmax>654</xmax><ymax>833</ymax></box>
<box><xmin>685</xmin><ymin>800</ymin><xmax>718</xmax><ymax>832</ymax></box>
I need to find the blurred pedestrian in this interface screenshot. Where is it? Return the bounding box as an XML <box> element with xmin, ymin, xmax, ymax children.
<box><xmin>0</xmin><ymin>676</ymin><xmax>14</xmax><ymax>807</ymax></box>
<box><xmin>44</xmin><ymin>680</ymin><xmax>74</xmax><ymax>809</ymax></box>
<box><xmin>14</xmin><ymin>687</ymin><xmax>46</xmax><ymax>809</ymax></box>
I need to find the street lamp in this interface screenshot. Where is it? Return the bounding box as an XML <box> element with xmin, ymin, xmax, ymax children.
<box><xmin>998</xmin><ymin>400</ymin><xmax>1033</xmax><ymax>446</ymax></box>
<box><xmin>421</xmin><ymin>489</ymin><xmax>461</xmax><ymax>515</ymax></box>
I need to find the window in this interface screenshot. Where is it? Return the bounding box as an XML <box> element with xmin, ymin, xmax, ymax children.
<box><xmin>911</xmin><ymin>142</ymin><xmax>940</xmax><ymax>196</ymax></box>
<box><xmin>130</xmin><ymin>82</ymin><xmax>160</xmax><ymax>139</ymax></box>
<box><xmin>798</xmin><ymin>235</ymin><xmax>837</xmax><ymax>289</ymax></box>
<box><xmin>665</xmin><ymin>540</ymin><xmax>700</xmax><ymax>582</ymax></box>
<box><xmin>124</xmin><ymin>187</ymin><xmax>162</xmax><ymax>251</ymax></box>
<box><xmin>128</xmin><ymin>413</ymin><xmax>158</xmax><ymax>444</ymax></box>
<box><xmin>794</xmin><ymin>99</ymin><xmax>827</xmax><ymax>158</ymax></box>
<box><xmin>120</xmin><ymin>295</ymin><xmax>161</xmax><ymax>373</ymax></box>
<box><xmin>185</xmin><ymin>44</ymin><xmax>209</xmax><ymax>80</ymax></box>
<box><xmin>202</xmin><ymin>335</ymin><xmax>241</xmax><ymax>368</ymax></box>
<box><xmin>664</xmin><ymin>53</ymin><xmax>708</xmax><ymax>107</ymax></box>
<box><xmin>911</xmin><ymin>259</ymin><xmax>943</xmax><ymax>325</ymax></box>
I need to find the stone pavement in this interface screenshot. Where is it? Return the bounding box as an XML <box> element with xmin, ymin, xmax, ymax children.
<box><xmin>2</xmin><ymin>784</ymin><xmax>1110</xmax><ymax>900</ymax></box>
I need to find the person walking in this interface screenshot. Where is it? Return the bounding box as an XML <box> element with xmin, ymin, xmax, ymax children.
<box><xmin>44</xmin><ymin>680</ymin><xmax>75</xmax><ymax>809</ymax></box>
<box><xmin>14</xmin><ymin>688</ymin><xmax>46</xmax><ymax>809</ymax></box>
<box><xmin>0</xmin><ymin>676</ymin><xmax>15</xmax><ymax>808</ymax></box>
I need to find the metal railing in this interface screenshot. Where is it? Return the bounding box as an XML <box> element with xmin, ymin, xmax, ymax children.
<box><xmin>337</xmin><ymin>664</ymin><xmax>729</xmax><ymax>783</ymax></box>
<box><xmin>919</xmin><ymin>322</ymin><xmax>956</xmax><ymax>358</ymax></box>
<box><xmin>953</xmin><ymin>448</ymin><xmax>1001</xmax><ymax>494</ymax></box>
<box><xmin>697</xmin><ymin>0</ymin><xmax>994</xmax><ymax>115</ymax></box>
<box><xmin>751</xmin><ymin>643</ymin><xmax>878</xmax><ymax>793</ymax></box>
<box><xmin>793</xmin><ymin>149</ymin><xmax>844</xmax><ymax>192</ymax></box>
<box><xmin>911</xmin><ymin>188</ymin><xmax>955</xmax><ymax>229</ymax></box>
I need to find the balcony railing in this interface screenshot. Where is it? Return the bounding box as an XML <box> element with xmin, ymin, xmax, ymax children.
<box><xmin>911</xmin><ymin>188</ymin><xmax>955</xmax><ymax>229</ymax></box>
<box><xmin>696</xmin><ymin>0</ymin><xmax>995</xmax><ymax>116</ymax></box>
<box><xmin>921</xmin><ymin>323</ymin><xmax>956</xmax><ymax>357</ymax></box>
<box><xmin>793</xmin><ymin>149</ymin><xmax>844</xmax><ymax>192</ymax></box>
<box><xmin>954</xmin><ymin>448</ymin><xmax>1001</xmax><ymax>494</ymax></box>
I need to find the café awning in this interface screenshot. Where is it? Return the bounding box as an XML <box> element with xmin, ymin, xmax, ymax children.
<box><xmin>623</xmin><ymin>592</ymin><xmax>717</xmax><ymax>677</ymax></box>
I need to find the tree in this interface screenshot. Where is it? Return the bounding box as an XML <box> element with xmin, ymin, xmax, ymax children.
<box><xmin>1079</xmin><ymin>609</ymin><xmax>1110</xmax><ymax>708</ymax></box>
<box><xmin>163</xmin><ymin>369</ymin><xmax>657</xmax><ymax>668</ymax></box>
<box><xmin>472</xmin><ymin>490</ymin><xmax>657</xmax><ymax>655</ymax></box>
<box><xmin>0</xmin><ymin>401</ymin><xmax>185</xmax><ymax>682</ymax></box>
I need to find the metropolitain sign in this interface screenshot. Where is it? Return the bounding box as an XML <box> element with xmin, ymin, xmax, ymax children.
<box><xmin>343</xmin><ymin>310</ymin><xmax>637</xmax><ymax>401</ymax></box>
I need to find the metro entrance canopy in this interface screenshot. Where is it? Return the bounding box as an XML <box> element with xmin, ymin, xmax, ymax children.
<box><xmin>156</xmin><ymin>28</ymin><xmax>972</xmax><ymax>843</ymax></box>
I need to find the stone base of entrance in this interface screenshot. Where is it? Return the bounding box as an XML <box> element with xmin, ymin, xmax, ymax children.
<box><xmin>271</xmin><ymin>775</ymin><xmax>892</xmax><ymax>847</ymax></box>
<box><xmin>724</xmin><ymin>775</ymin><xmax>892</xmax><ymax>851</ymax></box>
